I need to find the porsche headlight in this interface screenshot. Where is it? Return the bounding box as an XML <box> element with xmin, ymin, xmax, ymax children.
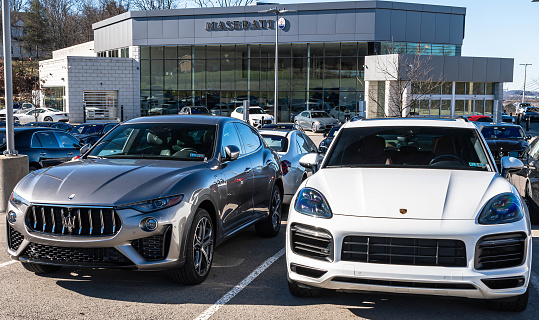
<box><xmin>478</xmin><ymin>193</ymin><xmax>524</xmax><ymax>225</ymax></box>
<box><xmin>10</xmin><ymin>192</ymin><xmax>30</xmax><ymax>209</ymax></box>
<box><xmin>294</xmin><ymin>188</ymin><xmax>332</xmax><ymax>219</ymax></box>
<box><xmin>117</xmin><ymin>195</ymin><xmax>184</xmax><ymax>213</ymax></box>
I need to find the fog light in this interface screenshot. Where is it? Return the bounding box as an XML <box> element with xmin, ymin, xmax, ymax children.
<box><xmin>140</xmin><ymin>217</ymin><xmax>158</xmax><ymax>232</ymax></box>
<box><xmin>7</xmin><ymin>211</ymin><xmax>16</xmax><ymax>224</ymax></box>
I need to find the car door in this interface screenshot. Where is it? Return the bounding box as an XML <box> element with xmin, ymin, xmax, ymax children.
<box><xmin>235</xmin><ymin>122</ymin><xmax>272</xmax><ymax>220</ymax></box>
<box><xmin>215</xmin><ymin>122</ymin><xmax>254</xmax><ymax>233</ymax></box>
<box><xmin>54</xmin><ymin>131</ymin><xmax>82</xmax><ymax>160</ymax></box>
<box><xmin>31</xmin><ymin>131</ymin><xmax>68</xmax><ymax>167</ymax></box>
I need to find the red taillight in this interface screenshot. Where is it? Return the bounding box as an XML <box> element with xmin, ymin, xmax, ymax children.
<box><xmin>55</xmin><ymin>113</ymin><xmax>63</xmax><ymax>116</ymax></box>
<box><xmin>281</xmin><ymin>160</ymin><xmax>291</xmax><ymax>175</ymax></box>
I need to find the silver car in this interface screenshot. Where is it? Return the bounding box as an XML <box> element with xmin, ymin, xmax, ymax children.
<box><xmin>260</xmin><ymin>129</ymin><xmax>317</xmax><ymax>204</ymax></box>
<box><xmin>294</xmin><ymin>110</ymin><xmax>340</xmax><ymax>133</ymax></box>
<box><xmin>7</xmin><ymin>116</ymin><xmax>283</xmax><ymax>285</ymax></box>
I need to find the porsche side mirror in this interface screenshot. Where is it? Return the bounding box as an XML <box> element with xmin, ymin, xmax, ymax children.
<box><xmin>224</xmin><ymin>145</ymin><xmax>240</xmax><ymax>161</ymax></box>
<box><xmin>501</xmin><ymin>156</ymin><xmax>524</xmax><ymax>175</ymax></box>
<box><xmin>299</xmin><ymin>153</ymin><xmax>319</xmax><ymax>173</ymax></box>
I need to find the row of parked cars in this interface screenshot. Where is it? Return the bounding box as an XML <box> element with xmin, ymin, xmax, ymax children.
<box><xmin>5</xmin><ymin>114</ymin><xmax>534</xmax><ymax>312</ymax></box>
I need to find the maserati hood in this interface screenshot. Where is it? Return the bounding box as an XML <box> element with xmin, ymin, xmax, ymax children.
<box><xmin>16</xmin><ymin>159</ymin><xmax>206</xmax><ymax>206</ymax></box>
<box><xmin>305</xmin><ymin>168</ymin><xmax>513</xmax><ymax>220</ymax></box>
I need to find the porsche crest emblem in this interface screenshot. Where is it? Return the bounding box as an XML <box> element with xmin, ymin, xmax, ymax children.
<box><xmin>399</xmin><ymin>209</ymin><xmax>407</xmax><ymax>214</ymax></box>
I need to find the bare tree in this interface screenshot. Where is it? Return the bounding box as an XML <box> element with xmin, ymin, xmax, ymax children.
<box><xmin>132</xmin><ymin>0</ymin><xmax>178</xmax><ymax>10</ymax></box>
<box><xmin>361</xmin><ymin>43</ymin><xmax>443</xmax><ymax>118</ymax></box>
<box><xmin>193</xmin><ymin>0</ymin><xmax>253</xmax><ymax>7</ymax></box>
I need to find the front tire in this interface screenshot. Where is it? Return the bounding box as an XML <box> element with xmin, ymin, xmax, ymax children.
<box><xmin>21</xmin><ymin>262</ymin><xmax>61</xmax><ymax>274</ymax></box>
<box><xmin>171</xmin><ymin>208</ymin><xmax>214</xmax><ymax>285</ymax></box>
<box><xmin>311</xmin><ymin>123</ymin><xmax>317</xmax><ymax>133</ymax></box>
<box><xmin>44</xmin><ymin>116</ymin><xmax>53</xmax><ymax>122</ymax></box>
<box><xmin>488</xmin><ymin>286</ymin><xmax>529</xmax><ymax>312</ymax></box>
<box><xmin>255</xmin><ymin>185</ymin><xmax>282</xmax><ymax>237</ymax></box>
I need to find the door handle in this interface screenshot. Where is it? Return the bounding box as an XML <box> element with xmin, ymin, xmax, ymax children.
<box><xmin>67</xmin><ymin>152</ymin><xmax>73</xmax><ymax>155</ymax></box>
<box><xmin>244</xmin><ymin>167</ymin><xmax>252</xmax><ymax>173</ymax></box>
<box><xmin>39</xmin><ymin>153</ymin><xmax>46</xmax><ymax>156</ymax></box>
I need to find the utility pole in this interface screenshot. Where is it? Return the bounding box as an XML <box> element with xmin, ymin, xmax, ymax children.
<box><xmin>520</xmin><ymin>63</ymin><xmax>532</xmax><ymax>103</ymax></box>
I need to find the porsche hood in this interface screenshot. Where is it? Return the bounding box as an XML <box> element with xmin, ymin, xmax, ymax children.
<box><xmin>305</xmin><ymin>168</ymin><xmax>514</xmax><ymax>220</ymax></box>
<box><xmin>15</xmin><ymin>159</ymin><xmax>205</xmax><ymax>206</ymax></box>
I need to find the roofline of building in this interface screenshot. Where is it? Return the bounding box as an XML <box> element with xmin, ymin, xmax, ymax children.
<box><xmin>92</xmin><ymin>0</ymin><xmax>466</xmax><ymax>30</ymax></box>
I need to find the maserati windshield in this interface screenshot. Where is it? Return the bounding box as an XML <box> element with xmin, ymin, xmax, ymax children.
<box><xmin>89</xmin><ymin>123</ymin><xmax>216</xmax><ymax>161</ymax></box>
<box><xmin>326</xmin><ymin>126</ymin><xmax>491</xmax><ymax>171</ymax></box>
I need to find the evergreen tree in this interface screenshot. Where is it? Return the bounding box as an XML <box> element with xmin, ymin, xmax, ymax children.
<box><xmin>23</xmin><ymin>0</ymin><xmax>50</xmax><ymax>59</ymax></box>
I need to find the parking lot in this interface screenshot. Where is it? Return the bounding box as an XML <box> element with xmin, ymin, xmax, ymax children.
<box><xmin>1</xmin><ymin>122</ymin><xmax>539</xmax><ymax>320</ymax></box>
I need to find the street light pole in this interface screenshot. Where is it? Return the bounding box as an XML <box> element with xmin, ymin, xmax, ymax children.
<box><xmin>259</xmin><ymin>7</ymin><xmax>296</xmax><ymax>124</ymax></box>
<box><xmin>520</xmin><ymin>63</ymin><xmax>532</xmax><ymax>103</ymax></box>
<box><xmin>2</xmin><ymin>0</ymin><xmax>17</xmax><ymax>156</ymax></box>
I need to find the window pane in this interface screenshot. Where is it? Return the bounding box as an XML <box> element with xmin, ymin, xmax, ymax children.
<box><xmin>292</xmin><ymin>43</ymin><xmax>307</xmax><ymax>58</ymax></box>
<box><xmin>278</xmin><ymin>43</ymin><xmax>291</xmax><ymax>58</ymax></box>
<box><xmin>178</xmin><ymin>59</ymin><xmax>192</xmax><ymax>90</ymax></box>
<box><xmin>164</xmin><ymin>60</ymin><xmax>178</xmax><ymax>90</ymax></box>
<box><xmin>442</xmin><ymin>82</ymin><xmax>452</xmax><ymax>95</ymax></box>
<box><xmin>455</xmin><ymin>100</ymin><xmax>464</xmax><ymax>115</ymax></box>
<box><xmin>236</xmin><ymin>44</ymin><xmax>248</xmax><ymax>59</ymax></box>
<box><xmin>473</xmin><ymin>82</ymin><xmax>485</xmax><ymax>95</ymax></box>
<box><xmin>260</xmin><ymin>44</ymin><xmax>274</xmax><ymax>58</ymax></box>
<box><xmin>37</xmin><ymin>132</ymin><xmax>59</xmax><ymax>148</ymax></box>
<box><xmin>178</xmin><ymin>46</ymin><xmax>191</xmax><ymax>58</ymax></box>
<box><xmin>486</xmin><ymin>83</ymin><xmax>495</xmax><ymax>95</ymax></box>
<box><xmin>141</xmin><ymin>60</ymin><xmax>151</xmax><ymax>91</ymax></box>
<box><xmin>235</xmin><ymin>59</ymin><xmax>248</xmax><ymax>91</ymax></box>
<box><xmin>235</xmin><ymin>122</ymin><xmax>261</xmax><ymax>154</ymax></box>
<box><xmin>324</xmin><ymin>57</ymin><xmax>340</xmax><ymax>89</ymax></box>
<box><xmin>430</xmin><ymin>99</ymin><xmax>440</xmax><ymax>116</ymax></box>
<box><xmin>455</xmin><ymin>82</ymin><xmax>466</xmax><ymax>95</ymax></box>
<box><xmin>310</xmin><ymin>43</ymin><xmax>324</xmax><ymax>57</ymax></box>
<box><xmin>206</xmin><ymin>59</ymin><xmax>220</xmax><ymax>90</ymax></box>
<box><xmin>206</xmin><ymin>45</ymin><xmax>220</xmax><ymax>59</ymax></box>
<box><xmin>56</xmin><ymin>132</ymin><xmax>79</xmax><ymax>148</ymax></box>
<box><xmin>340</xmin><ymin>57</ymin><xmax>357</xmax><ymax>91</ymax></box>
<box><xmin>164</xmin><ymin>46</ymin><xmax>177</xmax><ymax>59</ymax></box>
<box><xmin>193</xmin><ymin>60</ymin><xmax>205</xmax><ymax>90</ymax></box>
<box><xmin>278</xmin><ymin>58</ymin><xmax>291</xmax><ymax>91</ymax></box>
<box><xmin>194</xmin><ymin>45</ymin><xmax>205</xmax><ymax>59</ymax></box>
<box><xmin>151</xmin><ymin>60</ymin><xmax>164</xmax><ymax>90</ymax></box>
<box><xmin>291</xmin><ymin>58</ymin><xmax>307</xmax><ymax>91</ymax></box>
<box><xmin>475</xmin><ymin>100</ymin><xmax>484</xmax><ymax>114</ymax></box>
<box><xmin>485</xmin><ymin>100</ymin><xmax>493</xmax><ymax>115</ymax></box>
<box><xmin>250</xmin><ymin>58</ymin><xmax>261</xmax><ymax>91</ymax></box>
<box><xmin>221</xmin><ymin>45</ymin><xmax>237</xmax><ymax>59</ymax></box>
<box><xmin>310</xmin><ymin>58</ymin><xmax>323</xmax><ymax>90</ymax></box>
<box><xmin>341</xmin><ymin>42</ymin><xmax>357</xmax><ymax>57</ymax></box>
<box><xmin>324</xmin><ymin>43</ymin><xmax>340</xmax><ymax>56</ymax></box>
<box><xmin>151</xmin><ymin>46</ymin><xmax>163</xmax><ymax>59</ymax></box>
<box><xmin>441</xmin><ymin>100</ymin><xmax>451</xmax><ymax>117</ymax></box>
<box><xmin>141</xmin><ymin>46</ymin><xmax>150</xmax><ymax>59</ymax></box>
<box><xmin>465</xmin><ymin>100</ymin><xmax>473</xmax><ymax>114</ymax></box>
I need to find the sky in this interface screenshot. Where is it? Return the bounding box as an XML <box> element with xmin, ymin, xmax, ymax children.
<box><xmin>267</xmin><ymin>0</ymin><xmax>539</xmax><ymax>92</ymax></box>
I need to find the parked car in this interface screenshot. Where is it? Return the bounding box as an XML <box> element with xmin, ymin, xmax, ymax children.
<box><xmin>328</xmin><ymin>105</ymin><xmax>356</xmax><ymax>122</ymax></box>
<box><xmin>294</xmin><ymin>110</ymin><xmax>340</xmax><ymax>133</ymax></box>
<box><xmin>0</xmin><ymin>127</ymin><xmax>81</xmax><ymax>170</ymax></box>
<box><xmin>318</xmin><ymin>125</ymin><xmax>341</xmax><ymax>154</ymax></box>
<box><xmin>7</xmin><ymin>115</ymin><xmax>284</xmax><ymax>285</ymax></box>
<box><xmin>0</xmin><ymin>121</ymin><xmax>22</xmax><ymax>127</ymax></box>
<box><xmin>467</xmin><ymin>115</ymin><xmax>493</xmax><ymax>122</ymax></box>
<box><xmin>522</xmin><ymin>107</ymin><xmax>539</xmax><ymax>122</ymax></box>
<box><xmin>13</xmin><ymin>108</ymin><xmax>69</xmax><ymax>124</ymax></box>
<box><xmin>210</xmin><ymin>104</ymin><xmax>236</xmax><ymax>116</ymax></box>
<box><xmin>179</xmin><ymin>106</ymin><xmax>212</xmax><ymax>115</ymax></box>
<box><xmin>516</xmin><ymin>102</ymin><xmax>533</xmax><ymax>115</ymax></box>
<box><xmin>0</xmin><ymin>102</ymin><xmax>35</xmax><ymax>121</ymax></box>
<box><xmin>70</xmin><ymin>122</ymin><xmax>118</xmax><ymax>145</ymax></box>
<box><xmin>506</xmin><ymin>138</ymin><xmax>539</xmax><ymax>224</ymax></box>
<box><xmin>260</xmin><ymin>128</ymin><xmax>317</xmax><ymax>204</ymax></box>
<box><xmin>478</xmin><ymin>123</ymin><xmax>530</xmax><ymax>168</ymax></box>
<box><xmin>501</xmin><ymin>112</ymin><xmax>515</xmax><ymax>123</ymax></box>
<box><xmin>24</xmin><ymin>122</ymin><xmax>73</xmax><ymax>131</ymax></box>
<box><xmin>231</xmin><ymin>106</ymin><xmax>274</xmax><ymax>128</ymax></box>
<box><xmin>287</xmin><ymin>118</ymin><xmax>531</xmax><ymax>311</ymax></box>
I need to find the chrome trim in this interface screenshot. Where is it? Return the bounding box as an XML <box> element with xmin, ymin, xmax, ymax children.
<box><xmin>89</xmin><ymin>209</ymin><xmax>93</xmax><ymax>235</ymax></box>
<box><xmin>41</xmin><ymin>207</ymin><xmax>46</xmax><ymax>232</ymax></box>
<box><xmin>77</xmin><ymin>209</ymin><xmax>82</xmax><ymax>235</ymax></box>
<box><xmin>32</xmin><ymin>207</ymin><xmax>37</xmax><ymax>229</ymax></box>
<box><xmin>100</xmin><ymin>209</ymin><xmax>104</xmax><ymax>235</ymax></box>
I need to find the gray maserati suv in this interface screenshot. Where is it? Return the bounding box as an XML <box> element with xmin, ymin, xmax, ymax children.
<box><xmin>6</xmin><ymin>115</ymin><xmax>283</xmax><ymax>285</ymax></box>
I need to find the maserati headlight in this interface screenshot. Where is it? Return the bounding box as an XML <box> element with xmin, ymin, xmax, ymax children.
<box><xmin>117</xmin><ymin>194</ymin><xmax>184</xmax><ymax>213</ymax></box>
<box><xmin>294</xmin><ymin>188</ymin><xmax>332</xmax><ymax>219</ymax></box>
<box><xmin>478</xmin><ymin>193</ymin><xmax>524</xmax><ymax>225</ymax></box>
<box><xmin>10</xmin><ymin>192</ymin><xmax>30</xmax><ymax>209</ymax></box>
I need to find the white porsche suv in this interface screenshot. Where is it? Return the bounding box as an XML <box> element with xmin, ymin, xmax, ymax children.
<box><xmin>286</xmin><ymin>118</ymin><xmax>532</xmax><ymax>311</ymax></box>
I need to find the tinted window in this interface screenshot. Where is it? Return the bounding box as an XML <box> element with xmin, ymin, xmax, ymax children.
<box><xmin>55</xmin><ymin>132</ymin><xmax>80</xmax><ymax>148</ymax></box>
<box><xmin>35</xmin><ymin>131</ymin><xmax>59</xmax><ymax>148</ymax></box>
<box><xmin>311</xmin><ymin>112</ymin><xmax>330</xmax><ymax>118</ymax></box>
<box><xmin>72</xmin><ymin>124</ymin><xmax>104</xmax><ymax>135</ymax></box>
<box><xmin>481</xmin><ymin>126</ymin><xmax>524</xmax><ymax>139</ymax></box>
<box><xmin>103</xmin><ymin>124</ymin><xmax>116</xmax><ymax>134</ymax></box>
<box><xmin>326</xmin><ymin>126</ymin><xmax>490</xmax><ymax>171</ymax></box>
<box><xmin>235</xmin><ymin>123</ymin><xmax>261</xmax><ymax>154</ymax></box>
<box><xmin>221</xmin><ymin>123</ymin><xmax>242</xmax><ymax>157</ymax></box>
<box><xmin>262</xmin><ymin>134</ymin><xmax>288</xmax><ymax>152</ymax></box>
<box><xmin>30</xmin><ymin>134</ymin><xmax>41</xmax><ymax>147</ymax></box>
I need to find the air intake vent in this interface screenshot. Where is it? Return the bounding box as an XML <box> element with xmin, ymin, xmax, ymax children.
<box><xmin>25</xmin><ymin>205</ymin><xmax>121</xmax><ymax>236</ymax></box>
<box><xmin>131</xmin><ymin>226</ymin><xmax>172</xmax><ymax>261</ymax></box>
<box><xmin>475</xmin><ymin>233</ymin><xmax>526</xmax><ymax>270</ymax></box>
<box><xmin>21</xmin><ymin>243</ymin><xmax>133</xmax><ymax>266</ymax></box>
<box><xmin>7</xmin><ymin>225</ymin><xmax>24</xmax><ymax>251</ymax></box>
<box><xmin>341</xmin><ymin>236</ymin><xmax>467</xmax><ymax>267</ymax></box>
<box><xmin>290</xmin><ymin>224</ymin><xmax>333</xmax><ymax>261</ymax></box>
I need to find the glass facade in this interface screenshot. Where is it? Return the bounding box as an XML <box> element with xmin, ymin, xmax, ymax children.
<box><xmin>42</xmin><ymin>87</ymin><xmax>65</xmax><ymax>111</ymax></box>
<box><xmin>139</xmin><ymin>42</ymin><xmax>376</xmax><ymax>121</ymax></box>
<box><xmin>380</xmin><ymin>42</ymin><xmax>462</xmax><ymax>56</ymax></box>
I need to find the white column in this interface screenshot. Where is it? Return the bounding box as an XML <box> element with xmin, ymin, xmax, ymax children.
<box><xmin>450</xmin><ymin>81</ymin><xmax>456</xmax><ymax>118</ymax></box>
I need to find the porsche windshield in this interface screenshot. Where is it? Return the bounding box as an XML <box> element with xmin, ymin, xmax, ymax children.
<box><xmin>88</xmin><ymin>123</ymin><xmax>216</xmax><ymax>161</ymax></box>
<box><xmin>326</xmin><ymin>126</ymin><xmax>491</xmax><ymax>171</ymax></box>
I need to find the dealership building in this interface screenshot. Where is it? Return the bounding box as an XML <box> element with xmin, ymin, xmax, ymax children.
<box><xmin>39</xmin><ymin>1</ymin><xmax>513</xmax><ymax>123</ymax></box>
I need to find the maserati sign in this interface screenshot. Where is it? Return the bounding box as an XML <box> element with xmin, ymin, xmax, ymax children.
<box><xmin>206</xmin><ymin>19</ymin><xmax>275</xmax><ymax>31</ymax></box>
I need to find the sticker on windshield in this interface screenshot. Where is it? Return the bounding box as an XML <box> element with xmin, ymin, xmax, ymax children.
<box><xmin>468</xmin><ymin>162</ymin><xmax>487</xmax><ymax>168</ymax></box>
<box><xmin>190</xmin><ymin>153</ymin><xmax>205</xmax><ymax>158</ymax></box>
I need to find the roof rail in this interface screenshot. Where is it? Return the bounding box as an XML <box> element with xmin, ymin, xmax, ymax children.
<box><xmin>456</xmin><ymin>116</ymin><xmax>469</xmax><ymax>122</ymax></box>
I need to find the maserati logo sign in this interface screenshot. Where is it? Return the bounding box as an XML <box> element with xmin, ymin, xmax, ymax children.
<box><xmin>400</xmin><ymin>208</ymin><xmax>407</xmax><ymax>214</ymax></box>
<box><xmin>62</xmin><ymin>212</ymin><xmax>76</xmax><ymax>233</ymax></box>
<box><xmin>278</xmin><ymin>17</ymin><xmax>286</xmax><ymax>30</ymax></box>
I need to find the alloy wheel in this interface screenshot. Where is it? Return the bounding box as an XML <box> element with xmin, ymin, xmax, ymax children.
<box><xmin>192</xmin><ymin>216</ymin><xmax>213</xmax><ymax>277</ymax></box>
<box><xmin>270</xmin><ymin>189</ymin><xmax>282</xmax><ymax>231</ymax></box>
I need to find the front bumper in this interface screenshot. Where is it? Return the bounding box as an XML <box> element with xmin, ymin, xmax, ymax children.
<box><xmin>286</xmin><ymin>212</ymin><xmax>532</xmax><ymax>300</ymax></box>
<box><xmin>6</xmin><ymin>200</ymin><xmax>195</xmax><ymax>271</ymax></box>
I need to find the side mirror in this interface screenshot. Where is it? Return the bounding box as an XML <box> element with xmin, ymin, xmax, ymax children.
<box><xmin>500</xmin><ymin>156</ymin><xmax>524</xmax><ymax>175</ymax></box>
<box><xmin>299</xmin><ymin>153</ymin><xmax>319</xmax><ymax>173</ymax></box>
<box><xmin>80</xmin><ymin>144</ymin><xmax>90</xmax><ymax>155</ymax></box>
<box><xmin>224</xmin><ymin>145</ymin><xmax>240</xmax><ymax>161</ymax></box>
<box><xmin>323</xmin><ymin>131</ymin><xmax>328</xmax><ymax>138</ymax></box>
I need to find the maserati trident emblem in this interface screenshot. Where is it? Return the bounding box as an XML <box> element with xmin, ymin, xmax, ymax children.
<box><xmin>400</xmin><ymin>208</ymin><xmax>407</xmax><ymax>214</ymax></box>
<box><xmin>62</xmin><ymin>212</ymin><xmax>76</xmax><ymax>233</ymax></box>
<box><xmin>68</xmin><ymin>194</ymin><xmax>76</xmax><ymax>200</ymax></box>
